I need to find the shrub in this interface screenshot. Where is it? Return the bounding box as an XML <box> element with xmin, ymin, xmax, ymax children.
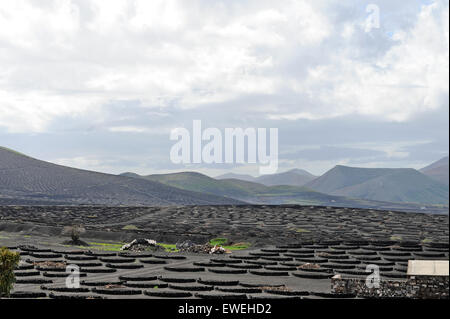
<box><xmin>0</xmin><ymin>247</ymin><xmax>20</xmax><ymax>297</ymax></box>
<box><xmin>62</xmin><ymin>225</ymin><xmax>86</xmax><ymax>242</ymax></box>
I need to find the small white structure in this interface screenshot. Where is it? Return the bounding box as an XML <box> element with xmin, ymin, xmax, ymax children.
<box><xmin>120</xmin><ymin>239</ymin><xmax>158</xmax><ymax>251</ymax></box>
<box><xmin>407</xmin><ymin>260</ymin><xmax>449</xmax><ymax>277</ymax></box>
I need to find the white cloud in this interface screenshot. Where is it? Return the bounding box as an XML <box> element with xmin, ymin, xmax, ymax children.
<box><xmin>0</xmin><ymin>0</ymin><xmax>334</xmax><ymax>133</ymax></box>
<box><xmin>0</xmin><ymin>89</ymin><xmax>103</xmax><ymax>132</ymax></box>
<box><xmin>0</xmin><ymin>0</ymin><xmax>447</xmax><ymax>136</ymax></box>
<box><xmin>108</xmin><ymin>125</ymin><xmax>171</xmax><ymax>134</ymax></box>
<box><xmin>276</xmin><ymin>0</ymin><xmax>449</xmax><ymax>122</ymax></box>
<box><xmin>129</xmin><ymin>0</ymin><xmax>185</xmax><ymax>31</ymax></box>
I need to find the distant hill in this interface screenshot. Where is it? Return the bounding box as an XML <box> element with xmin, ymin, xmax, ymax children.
<box><xmin>306</xmin><ymin>165</ymin><xmax>449</xmax><ymax>205</ymax></box>
<box><xmin>120</xmin><ymin>171</ymin><xmax>448</xmax><ymax>213</ymax></box>
<box><xmin>0</xmin><ymin>146</ymin><xmax>243</xmax><ymax>206</ymax></box>
<box><xmin>256</xmin><ymin>169</ymin><xmax>317</xmax><ymax>187</ymax></box>
<box><xmin>420</xmin><ymin>156</ymin><xmax>449</xmax><ymax>186</ymax></box>
<box><xmin>121</xmin><ymin>171</ymin><xmax>344</xmax><ymax>205</ymax></box>
<box><xmin>215</xmin><ymin>173</ymin><xmax>257</xmax><ymax>182</ymax></box>
<box><xmin>216</xmin><ymin>168</ymin><xmax>317</xmax><ymax>187</ymax></box>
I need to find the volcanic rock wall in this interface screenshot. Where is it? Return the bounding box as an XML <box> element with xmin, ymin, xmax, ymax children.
<box><xmin>332</xmin><ymin>276</ymin><xmax>449</xmax><ymax>299</ymax></box>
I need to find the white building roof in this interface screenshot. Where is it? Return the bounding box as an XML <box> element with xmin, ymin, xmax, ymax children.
<box><xmin>407</xmin><ymin>260</ymin><xmax>449</xmax><ymax>276</ymax></box>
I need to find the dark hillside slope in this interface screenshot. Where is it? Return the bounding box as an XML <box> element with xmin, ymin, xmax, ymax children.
<box><xmin>0</xmin><ymin>147</ymin><xmax>243</xmax><ymax>206</ymax></box>
<box><xmin>420</xmin><ymin>156</ymin><xmax>449</xmax><ymax>186</ymax></box>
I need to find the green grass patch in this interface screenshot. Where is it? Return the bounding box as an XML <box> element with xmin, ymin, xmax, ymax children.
<box><xmin>209</xmin><ymin>238</ymin><xmax>250</xmax><ymax>251</ymax></box>
<box><xmin>85</xmin><ymin>242</ymin><xmax>125</xmax><ymax>252</ymax></box>
<box><xmin>296</xmin><ymin>228</ymin><xmax>311</xmax><ymax>233</ymax></box>
<box><xmin>209</xmin><ymin>238</ymin><xmax>228</xmax><ymax>246</ymax></box>
<box><xmin>390</xmin><ymin>235</ymin><xmax>402</xmax><ymax>241</ymax></box>
<box><xmin>64</xmin><ymin>241</ymin><xmax>180</xmax><ymax>253</ymax></box>
<box><xmin>157</xmin><ymin>243</ymin><xmax>179</xmax><ymax>252</ymax></box>
<box><xmin>122</xmin><ymin>225</ymin><xmax>139</xmax><ymax>230</ymax></box>
<box><xmin>223</xmin><ymin>243</ymin><xmax>251</xmax><ymax>251</ymax></box>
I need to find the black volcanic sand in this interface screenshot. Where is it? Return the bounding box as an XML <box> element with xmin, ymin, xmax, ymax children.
<box><xmin>0</xmin><ymin>205</ymin><xmax>449</xmax><ymax>299</ymax></box>
<box><xmin>0</xmin><ymin>205</ymin><xmax>448</xmax><ymax>245</ymax></box>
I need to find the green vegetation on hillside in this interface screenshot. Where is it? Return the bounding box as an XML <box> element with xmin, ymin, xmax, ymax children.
<box><xmin>121</xmin><ymin>170</ymin><xmax>449</xmax><ymax>210</ymax></box>
<box><xmin>130</xmin><ymin>171</ymin><xmax>343</xmax><ymax>206</ymax></box>
<box><xmin>307</xmin><ymin>165</ymin><xmax>449</xmax><ymax>205</ymax></box>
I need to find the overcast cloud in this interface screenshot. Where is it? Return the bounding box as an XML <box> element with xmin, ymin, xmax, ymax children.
<box><xmin>0</xmin><ymin>0</ymin><xmax>448</xmax><ymax>176</ymax></box>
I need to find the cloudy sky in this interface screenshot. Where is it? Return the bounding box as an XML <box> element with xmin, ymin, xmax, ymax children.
<box><xmin>0</xmin><ymin>0</ymin><xmax>448</xmax><ymax>177</ymax></box>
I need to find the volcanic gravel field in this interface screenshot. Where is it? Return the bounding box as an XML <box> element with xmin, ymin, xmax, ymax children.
<box><xmin>0</xmin><ymin>205</ymin><xmax>448</xmax><ymax>299</ymax></box>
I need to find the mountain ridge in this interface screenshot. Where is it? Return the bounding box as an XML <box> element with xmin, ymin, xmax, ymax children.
<box><xmin>120</xmin><ymin>171</ymin><xmax>448</xmax><ymax>213</ymax></box>
<box><xmin>420</xmin><ymin>156</ymin><xmax>449</xmax><ymax>186</ymax></box>
<box><xmin>306</xmin><ymin>165</ymin><xmax>448</xmax><ymax>205</ymax></box>
<box><xmin>0</xmin><ymin>146</ymin><xmax>244</xmax><ymax>206</ymax></box>
<box><xmin>216</xmin><ymin>168</ymin><xmax>317</xmax><ymax>187</ymax></box>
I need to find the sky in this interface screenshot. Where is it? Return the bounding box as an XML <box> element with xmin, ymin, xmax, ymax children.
<box><xmin>0</xmin><ymin>0</ymin><xmax>448</xmax><ymax>177</ymax></box>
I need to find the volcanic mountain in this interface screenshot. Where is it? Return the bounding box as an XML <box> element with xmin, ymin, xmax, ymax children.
<box><xmin>123</xmin><ymin>171</ymin><xmax>324</xmax><ymax>204</ymax></box>
<box><xmin>255</xmin><ymin>169</ymin><xmax>317</xmax><ymax>187</ymax></box>
<box><xmin>0</xmin><ymin>146</ymin><xmax>243</xmax><ymax>206</ymax></box>
<box><xmin>216</xmin><ymin>168</ymin><xmax>317</xmax><ymax>187</ymax></box>
<box><xmin>120</xmin><ymin>171</ymin><xmax>448</xmax><ymax>213</ymax></box>
<box><xmin>420</xmin><ymin>156</ymin><xmax>449</xmax><ymax>186</ymax></box>
<box><xmin>306</xmin><ymin>165</ymin><xmax>449</xmax><ymax>205</ymax></box>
